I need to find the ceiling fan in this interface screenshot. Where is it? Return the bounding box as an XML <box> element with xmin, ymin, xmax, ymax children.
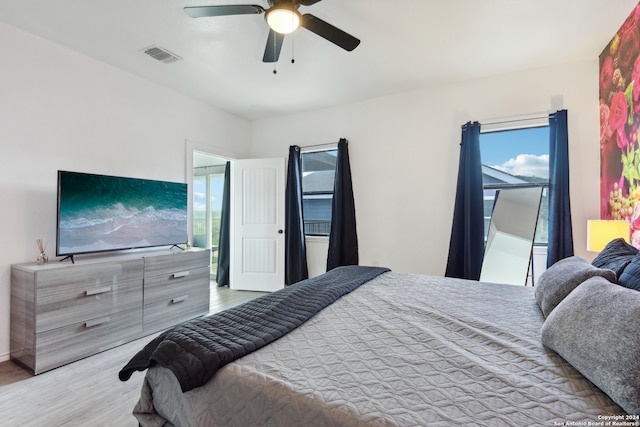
<box><xmin>184</xmin><ymin>0</ymin><xmax>361</xmax><ymax>63</ymax></box>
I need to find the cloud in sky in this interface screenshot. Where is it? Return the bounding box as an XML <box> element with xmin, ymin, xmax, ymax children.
<box><xmin>492</xmin><ymin>154</ymin><xmax>549</xmax><ymax>179</ymax></box>
<box><xmin>193</xmin><ymin>191</ymin><xmax>219</xmax><ymax>212</ymax></box>
<box><xmin>193</xmin><ymin>191</ymin><xmax>206</xmax><ymax>212</ymax></box>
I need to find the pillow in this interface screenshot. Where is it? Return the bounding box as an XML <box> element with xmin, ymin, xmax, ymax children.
<box><xmin>617</xmin><ymin>253</ymin><xmax>640</xmax><ymax>291</ymax></box>
<box><xmin>541</xmin><ymin>276</ymin><xmax>640</xmax><ymax>415</ymax></box>
<box><xmin>591</xmin><ymin>238</ymin><xmax>637</xmax><ymax>277</ymax></box>
<box><xmin>534</xmin><ymin>256</ymin><xmax>615</xmax><ymax>318</ymax></box>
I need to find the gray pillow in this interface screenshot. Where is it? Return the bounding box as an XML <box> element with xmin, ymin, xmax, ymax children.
<box><xmin>541</xmin><ymin>276</ymin><xmax>640</xmax><ymax>415</ymax></box>
<box><xmin>534</xmin><ymin>256</ymin><xmax>615</xmax><ymax>318</ymax></box>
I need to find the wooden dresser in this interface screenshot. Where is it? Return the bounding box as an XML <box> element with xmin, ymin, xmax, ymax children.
<box><xmin>10</xmin><ymin>248</ymin><xmax>210</xmax><ymax>374</ymax></box>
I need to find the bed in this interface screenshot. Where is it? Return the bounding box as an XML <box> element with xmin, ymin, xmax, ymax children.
<box><xmin>119</xmin><ymin>247</ymin><xmax>640</xmax><ymax>426</ymax></box>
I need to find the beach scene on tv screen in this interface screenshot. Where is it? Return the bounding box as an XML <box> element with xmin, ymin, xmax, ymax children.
<box><xmin>57</xmin><ymin>172</ymin><xmax>187</xmax><ymax>255</ymax></box>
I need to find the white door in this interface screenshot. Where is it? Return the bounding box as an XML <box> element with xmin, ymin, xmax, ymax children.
<box><xmin>230</xmin><ymin>158</ymin><xmax>285</xmax><ymax>291</ymax></box>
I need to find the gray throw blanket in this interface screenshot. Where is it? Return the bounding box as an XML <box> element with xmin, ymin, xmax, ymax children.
<box><xmin>119</xmin><ymin>265</ymin><xmax>389</xmax><ymax>392</ymax></box>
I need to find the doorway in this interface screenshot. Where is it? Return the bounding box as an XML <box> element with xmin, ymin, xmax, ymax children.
<box><xmin>188</xmin><ymin>145</ymin><xmax>286</xmax><ymax>291</ymax></box>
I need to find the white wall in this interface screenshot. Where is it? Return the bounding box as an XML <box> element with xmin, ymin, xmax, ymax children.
<box><xmin>0</xmin><ymin>23</ymin><xmax>251</xmax><ymax>361</ymax></box>
<box><xmin>248</xmin><ymin>60</ymin><xmax>600</xmax><ymax>276</ymax></box>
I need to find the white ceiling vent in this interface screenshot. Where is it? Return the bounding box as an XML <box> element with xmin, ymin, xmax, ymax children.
<box><xmin>142</xmin><ymin>46</ymin><xmax>182</xmax><ymax>64</ymax></box>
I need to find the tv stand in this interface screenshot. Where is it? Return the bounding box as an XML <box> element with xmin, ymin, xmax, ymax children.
<box><xmin>10</xmin><ymin>248</ymin><xmax>210</xmax><ymax>375</ymax></box>
<box><xmin>170</xmin><ymin>244</ymin><xmax>185</xmax><ymax>251</ymax></box>
<box><xmin>59</xmin><ymin>254</ymin><xmax>75</xmax><ymax>264</ymax></box>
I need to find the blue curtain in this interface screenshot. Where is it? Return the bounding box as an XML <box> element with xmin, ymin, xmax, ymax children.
<box><xmin>285</xmin><ymin>145</ymin><xmax>308</xmax><ymax>285</ymax></box>
<box><xmin>216</xmin><ymin>161</ymin><xmax>231</xmax><ymax>286</ymax></box>
<box><xmin>327</xmin><ymin>139</ymin><xmax>359</xmax><ymax>270</ymax></box>
<box><xmin>547</xmin><ymin>109</ymin><xmax>574</xmax><ymax>266</ymax></box>
<box><xmin>445</xmin><ymin>121</ymin><xmax>484</xmax><ymax>280</ymax></box>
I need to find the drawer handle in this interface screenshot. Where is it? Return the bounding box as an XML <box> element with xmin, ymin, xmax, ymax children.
<box><xmin>172</xmin><ymin>271</ymin><xmax>190</xmax><ymax>279</ymax></box>
<box><xmin>85</xmin><ymin>316</ymin><xmax>111</xmax><ymax>328</ymax></box>
<box><xmin>171</xmin><ymin>295</ymin><xmax>189</xmax><ymax>304</ymax></box>
<box><xmin>85</xmin><ymin>286</ymin><xmax>112</xmax><ymax>296</ymax></box>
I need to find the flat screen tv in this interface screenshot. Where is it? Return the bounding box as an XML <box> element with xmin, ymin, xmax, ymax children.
<box><xmin>56</xmin><ymin>170</ymin><xmax>188</xmax><ymax>261</ymax></box>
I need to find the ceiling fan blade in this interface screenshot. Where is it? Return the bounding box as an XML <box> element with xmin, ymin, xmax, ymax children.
<box><xmin>301</xmin><ymin>14</ymin><xmax>360</xmax><ymax>52</ymax></box>
<box><xmin>299</xmin><ymin>0</ymin><xmax>323</xmax><ymax>5</ymax></box>
<box><xmin>184</xmin><ymin>5</ymin><xmax>264</xmax><ymax>18</ymax></box>
<box><xmin>263</xmin><ymin>29</ymin><xmax>285</xmax><ymax>63</ymax></box>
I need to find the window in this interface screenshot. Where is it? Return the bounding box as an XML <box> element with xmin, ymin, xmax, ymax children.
<box><xmin>193</xmin><ymin>164</ymin><xmax>226</xmax><ymax>277</ymax></box>
<box><xmin>301</xmin><ymin>148</ymin><xmax>337</xmax><ymax>236</ymax></box>
<box><xmin>479</xmin><ymin>126</ymin><xmax>549</xmax><ymax>245</ymax></box>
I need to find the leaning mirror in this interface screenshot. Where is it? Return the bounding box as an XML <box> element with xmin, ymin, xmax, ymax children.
<box><xmin>479</xmin><ymin>186</ymin><xmax>543</xmax><ymax>286</ymax></box>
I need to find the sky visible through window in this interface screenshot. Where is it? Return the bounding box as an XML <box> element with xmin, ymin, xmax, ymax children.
<box><xmin>480</xmin><ymin>126</ymin><xmax>549</xmax><ymax>180</ymax></box>
<box><xmin>193</xmin><ymin>176</ymin><xmax>224</xmax><ymax>213</ymax></box>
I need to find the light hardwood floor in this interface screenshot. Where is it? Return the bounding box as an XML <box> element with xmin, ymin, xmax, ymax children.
<box><xmin>0</xmin><ymin>284</ymin><xmax>266</xmax><ymax>427</ymax></box>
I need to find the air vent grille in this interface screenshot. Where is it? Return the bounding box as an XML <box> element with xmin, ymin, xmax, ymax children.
<box><xmin>142</xmin><ymin>46</ymin><xmax>182</xmax><ymax>64</ymax></box>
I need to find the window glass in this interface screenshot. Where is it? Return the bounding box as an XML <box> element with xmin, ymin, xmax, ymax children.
<box><xmin>209</xmin><ymin>173</ymin><xmax>224</xmax><ymax>272</ymax></box>
<box><xmin>301</xmin><ymin>149</ymin><xmax>337</xmax><ymax>236</ymax></box>
<box><xmin>192</xmin><ymin>175</ymin><xmax>207</xmax><ymax>248</ymax></box>
<box><xmin>479</xmin><ymin>126</ymin><xmax>549</xmax><ymax>245</ymax></box>
<box><xmin>193</xmin><ymin>166</ymin><xmax>225</xmax><ymax>277</ymax></box>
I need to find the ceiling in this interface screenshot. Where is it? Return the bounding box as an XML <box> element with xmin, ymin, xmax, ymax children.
<box><xmin>1</xmin><ymin>0</ymin><xmax>638</xmax><ymax>121</ymax></box>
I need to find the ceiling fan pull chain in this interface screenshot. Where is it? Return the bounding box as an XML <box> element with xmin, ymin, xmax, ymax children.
<box><xmin>291</xmin><ymin>12</ymin><xmax>296</xmax><ymax>64</ymax></box>
<box><xmin>273</xmin><ymin>31</ymin><xmax>278</xmax><ymax>74</ymax></box>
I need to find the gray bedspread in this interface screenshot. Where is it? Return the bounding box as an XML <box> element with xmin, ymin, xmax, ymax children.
<box><xmin>133</xmin><ymin>272</ymin><xmax>623</xmax><ymax>426</ymax></box>
<box><xmin>120</xmin><ymin>265</ymin><xmax>389</xmax><ymax>392</ymax></box>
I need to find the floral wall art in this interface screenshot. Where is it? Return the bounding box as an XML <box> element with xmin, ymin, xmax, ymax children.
<box><xmin>600</xmin><ymin>1</ymin><xmax>640</xmax><ymax>246</ymax></box>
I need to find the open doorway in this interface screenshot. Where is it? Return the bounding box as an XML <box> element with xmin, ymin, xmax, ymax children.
<box><xmin>188</xmin><ymin>144</ymin><xmax>286</xmax><ymax>291</ymax></box>
<box><xmin>192</xmin><ymin>152</ymin><xmax>228</xmax><ymax>281</ymax></box>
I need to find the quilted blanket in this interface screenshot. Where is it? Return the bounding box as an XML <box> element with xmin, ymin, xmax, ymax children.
<box><xmin>132</xmin><ymin>272</ymin><xmax>623</xmax><ymax>426</ymax></box>
<box><xmin>119</xmin><ymin>265</ymin><xmax>389</xmax><ymax>392</ymax></box>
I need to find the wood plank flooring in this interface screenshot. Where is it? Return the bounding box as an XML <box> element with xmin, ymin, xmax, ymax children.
<box><xmin>0</xmin><ymin>284</ymin><xmax>266</xmax><ymax>427</ymax></box>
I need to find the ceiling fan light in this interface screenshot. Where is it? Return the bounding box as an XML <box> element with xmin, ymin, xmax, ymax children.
<box><xmin>266</xmin><ymin>8</ymin><xmax>301</xmax><ymax>34</ymax></box>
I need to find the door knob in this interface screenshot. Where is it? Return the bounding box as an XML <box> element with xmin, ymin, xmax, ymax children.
<box><xmin>278</xmin><ymin>229</ymin><xmax>284</xmax><ymax>234</ymax></box>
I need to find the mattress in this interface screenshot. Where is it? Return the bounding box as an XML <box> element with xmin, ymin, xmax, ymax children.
<box><xmin>132</xmin><ymin>272</ymin><xmax>622</xmax><ymax>426</ymax></box>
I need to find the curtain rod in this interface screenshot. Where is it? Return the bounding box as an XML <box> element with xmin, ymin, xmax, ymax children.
<box><xmin>297</xmin><ymin>140</ymin><xmax>342</xmax><ymax>151</ymax></box>
<box><xmin>481</xmin><ymin>115</ymin><xmax>549</xmax><ymax>127</ymax></box>
<box><xmin>461</xmin><ymin>113</ymin><xmax>551</xmax><ymax>129</ymax></box>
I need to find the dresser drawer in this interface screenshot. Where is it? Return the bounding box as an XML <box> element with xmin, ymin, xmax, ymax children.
<box><xmin>143</xmin><ymin>285</ymin><xmax>209</xmax><ymax>333</ymax></box>
<box><xmin>35</xmin><ymin>277</ymin><xmax>142</xmax><ymax>333</ymax></box>
<box><xmin>35</xmin><ymin>260</ymin><xmax>143</xmax><ymax>333</ymax></box>
<box><xmin>34</xmin><ymin>307</ymin><xmax>142</xmax><ymax>374</ymax></box>
<box><xmin>35</xmin><ymin>259</ymin><xmax>142</xmax><ymax>297</ymax></box>
<box><xmin>143</xmin><ymin>249</ymin><xmax>209</xmax><ymax>278</ymax></box>
<box><xmin>144</xmin><ymin>266</ymin><xmax>210</xmax><ymax>305</ymax></box>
